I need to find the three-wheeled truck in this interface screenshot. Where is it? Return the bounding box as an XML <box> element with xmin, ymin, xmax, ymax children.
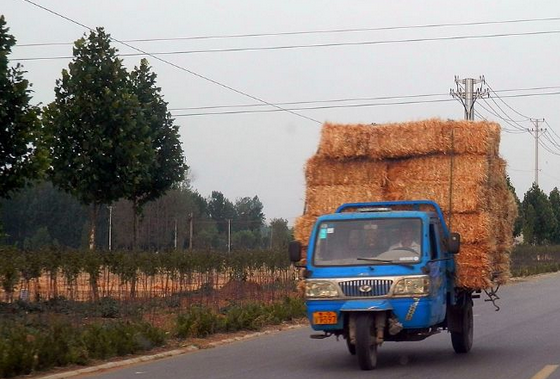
<box><xmin>289</xmin><ymin>200</ymin><xmax>473</xmax><ymax>370</ymax></box>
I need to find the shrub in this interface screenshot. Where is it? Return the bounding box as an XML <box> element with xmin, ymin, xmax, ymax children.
<box><xmin>176</xmin><ymin>306</ymin><xmax>223</xmax><ymax>338</ymax></box>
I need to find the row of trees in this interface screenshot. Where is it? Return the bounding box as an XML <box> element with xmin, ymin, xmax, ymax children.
<box><xmin>518</xmin><ymin>184</ymin><xmax>560</xmax><ymax>245</ymax></box>
<box><xmin>1</xmin><ymin>16</ymin><xmax>187</xmax><ymax>248</ymax></box>
<box><xmin>0</xmin><ymin>181</ymin><xmax>292</xmax><ymax>251</ymax></box>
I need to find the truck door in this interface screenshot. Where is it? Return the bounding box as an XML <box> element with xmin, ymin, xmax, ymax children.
<box><xmin>428</xmin><ymin>223</ymin><xmax>447</xmax><ymax>324</ymax></box>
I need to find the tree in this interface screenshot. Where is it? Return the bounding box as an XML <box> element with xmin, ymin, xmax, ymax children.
<box><xmin>0</xmin><ymin>16</ymin><xmax>46</xmax><ymax>198</ymax></box>
<box><xmin>44</xmin><ymin>27</ymin><xmax>149</xmax><ymax>250</ymax></box>
<box><xmin>269</xmin><ymin>218</ymin><xmax>292</xmax><ymax>249</ymax></box>
<box><xmin>234</xmin><ymin>196</ymin><xmax>265</xmax><ymax>232</ymax></box>
<box><xmin>522</xmin><ymin>184</ymin><xmax>557</xmax><ymax>244</ymax></box>
<box><xmin>0</xmin><ymin>181</ymin><xmax>88</xmax><ymax>248</ymax></box>
<box><xmin>506</xmin><ymin>176</ymin><xmax>523</xmax><ymax>237</ymax></box>
<box><xmin>127</xmin><ymin>59</ymin><xmax>187</xmax><ymax>248</ymax></box>
<box><xmin>207</xmin><ymin>191</ymin><xmax>236</xmax><ymax>234</ymax></box>
<box><xmin>549</xmin><ymin>187</ymin><xmax>560</xmax><ymax>244</ymax></box>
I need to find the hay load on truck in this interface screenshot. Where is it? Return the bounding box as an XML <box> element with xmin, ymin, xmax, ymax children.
<box><xmin>288</xmin><ymin>119</ymin><xmax>518</xmax><ymax>371</ymax></box>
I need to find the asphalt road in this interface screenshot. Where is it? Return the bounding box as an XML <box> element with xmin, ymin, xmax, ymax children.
<box><xmin>82</xmin><ymin>272</ymin><xmax>560</xmax><ymax>379</ymax></box>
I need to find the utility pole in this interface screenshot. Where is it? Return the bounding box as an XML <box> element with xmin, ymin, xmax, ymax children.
<box><xmin>108</xmin><ymin>205</ymin><xmax>113</xmax><ymax>251</ymax></box>
<box><xmin>189</xmin><ymin>213</ymin><xmax>193</xmax><ymax>250</ymax></box>
<box><xmin>174</xmin><ymin>218</ymin><xmax>178</xmax><ymax>249</ymax></box>
<box><xmin>227</xmin><ymin>219</ymin><xmax>231</xmax><ymax>253</ymax></box>
<box><xmin>528</xmin><ymin>118</ymin><xmax>546</xmax><ymax>186</ymax></box>
<box><xmin>450</xmin><ymin>76</ymin><xmax>489</xmax><ymax>120</ymax></box>
<box><xmin>269</xmin><ymin>225</ymin><xmax>274</xmax><ymax>249</ymax></box>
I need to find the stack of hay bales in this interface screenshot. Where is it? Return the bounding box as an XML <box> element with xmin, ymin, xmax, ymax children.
<box><xmin>294</xmin><ymin>119</ymin><xmax>517</xmax><ymax>290</ymax></box>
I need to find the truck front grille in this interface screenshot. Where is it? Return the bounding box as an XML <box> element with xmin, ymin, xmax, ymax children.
<box><xmin>339</xmin><ymin>279</ymin><xmax>393</xmax><ymax>297</ymax></box>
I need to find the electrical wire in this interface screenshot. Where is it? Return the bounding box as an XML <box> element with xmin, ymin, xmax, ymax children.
<box><xmin>485</xmin><ymin>95</ymin><xmax>529</xmax><ymax>131</ymax></box>
<box><xmin>170</xmin><ymin>90</ymin><xmax>560</xmax><ymax>117</ymax></box>
<box><xmin>171</xmin><ymin>97</ymin><xmax>457</xmax><ymax>117</ymax></box>
<box><xmin>169</xmin><ymin>92</ymin><xmax>447</xmax><ymax>112</ymax></box>
<box><xmin>486</xmin><ymin>82</ymin><xmax>533</xmax><ymax>120</ymax></box>
<box><xmin>16</xmin><ymin>16</ymin><xmax>560</xmax><ymax>47</ymax></box>
<box><xmin>477</xmin><ymin>101</ymin><xmax>528</xmax><ymax>133</ymax></box>
<box><xmin>20</xmin><ymin>0</ymin><xmax>322</xmax><ymax>125</ymax></box>
<box><xmin>12</xmin><ymin>29</ymin><xmax>560</xmax><ymax>62</ymax></box>
<box><xmin>169</xmin><ymin>85</ymin><xmax>560</xmax><ymax>112</ymax></box>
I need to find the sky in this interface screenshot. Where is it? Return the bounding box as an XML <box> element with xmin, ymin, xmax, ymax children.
<box><xmin>4</xmin><ymin>0</ymin><xmax>560</xmax><ymax>225</ymax></box>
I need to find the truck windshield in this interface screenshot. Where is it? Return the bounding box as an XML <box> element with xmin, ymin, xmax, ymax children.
<box><xmin>313</xmin><ymin>218</ymin><xmax>422</xmax><ymax>266</ymax></box>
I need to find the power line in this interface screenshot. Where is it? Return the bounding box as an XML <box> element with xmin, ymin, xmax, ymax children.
<box><xmin>12</xmin><ymin>29</ymin><xmax>560</xmax><ymax>62</ymax></box>
<box><xmin>169</xmin><ymin>85</ymin><xmax>560</xmax><ymax>112</ymax></box>
<box><xmin>170</xmin><ymin>90</ymin><xmax>560</xmax><ymax>117</ymax></box>
<box><xmin>170</xmin><ymin>92</ymin><xmax>447</xmax><ymax>112</ymax></box>
<box><xmin>486</xmin><ymin>82</ymin><xmax>533</xmax><ymax>120</ymax></box>
<box><xmin>16</xmin><ymin>16</ymin><xmax>560</xmax><ymax>48</ymax></box>
<box><xmin>477</xmin><ymin>101</ymin><xmax>526</xmax><ymax>133</ymax></box>
<box><xmin>171</xmin><ymin>98</ymin><xmax>457</xmax><ymax>117</ymax></box>
<box><xmin>20</xmin><ymin>0</ymin><xmax>321</xmax><ymax>125</ymax></box>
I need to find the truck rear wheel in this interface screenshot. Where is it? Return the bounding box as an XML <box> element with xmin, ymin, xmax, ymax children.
<box><xmin>451</xmin><ymin>299</ymin><xmax>473</xmax><ymax>353</ymax></box>
<box><xmin>355</xmin><ymin>313</ymin><xmax>377</xmax><ymax>370</ymax></box>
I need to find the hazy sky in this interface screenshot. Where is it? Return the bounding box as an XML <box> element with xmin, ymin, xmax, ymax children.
<box><xmin>4</xmin><ymin>1</ymin><xmax>560</xmax><ymax>224</ymax></box>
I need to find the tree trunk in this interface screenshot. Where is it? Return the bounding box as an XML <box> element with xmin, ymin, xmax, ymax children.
<box><xmin>133</xmin><ymin>198</ymin><xmax>138</xmax><ymax>250</ymax></box>
<box><xmin>89</xmin><ymin>203</ymin><xmax>99</xmax><ymax>250</ymax></box>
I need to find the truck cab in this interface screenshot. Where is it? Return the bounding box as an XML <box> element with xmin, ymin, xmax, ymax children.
<box><xmin>289</xmin><ymin>201</ymin><xmax>472</xmax><ymax>370</ymax></box>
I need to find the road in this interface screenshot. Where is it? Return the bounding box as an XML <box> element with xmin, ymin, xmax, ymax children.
<box><xmin>83</xmin><ymin>272</ymin><xmax>560</xmax><ymax>379</ymax></box>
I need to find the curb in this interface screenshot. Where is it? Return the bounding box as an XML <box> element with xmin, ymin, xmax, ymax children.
<box><xmin>36</xmin><ymin>324</ymin><xmax>305</xmax><ymax>379</ymax></box>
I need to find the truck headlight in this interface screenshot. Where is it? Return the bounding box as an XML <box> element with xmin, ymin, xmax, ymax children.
<box><xmin>305</xmin><ymin>281</ymin><xmax>339</xmax><ymax>298</ymax></box>
<box><xmin>393</xmin><ymin>277</ymin><xmax>430</xmax><ymax>296</ymax></box>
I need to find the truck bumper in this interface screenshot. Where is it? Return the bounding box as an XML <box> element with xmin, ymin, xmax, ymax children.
<box><xmin>307</xmin><ymin>297</ymin><xmax>432</xmax><ymax>331</ymax></box>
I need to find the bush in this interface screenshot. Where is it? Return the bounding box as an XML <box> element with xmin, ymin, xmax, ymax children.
<box><xmin>0</xmin><ymin>319</ymin><xmax>166</xmax><ymax>377</ymax></box>
<box><xmin>176</xmin><ymin>306</ymin><xmax>222</xmax><ymax>338</ymax></box>
<box><xmin>511</xmin><ymin>245</ymin><xmax>560</xmax><ymax>277</ymax></box>
<box><xmin>176</xmin><ymin>297</ymin><xmax>305</xmax><ymax>338</ymax></box>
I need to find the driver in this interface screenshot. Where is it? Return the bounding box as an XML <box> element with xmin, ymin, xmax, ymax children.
<box><xmin>389</xmin><ymin>224</ymin><xmax>420</xmax><ymax>254</ymax></box>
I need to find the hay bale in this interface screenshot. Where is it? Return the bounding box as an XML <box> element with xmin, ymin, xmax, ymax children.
<box><xmin>492</xmin><ymin>246</ymin><xmax>512</xmax><ymax>285</ymax></box>
<box><xmin>306</xmin><ymin>156</ymin><xmax>388</xmax><ymax>187</ymax></box>
<box><xmin>293</xmin><ymin>119</ymin><xmax>515</xmax><ymax>291</ymax></box>
<box><xmin>455</xmin><ymin>243</ymin><xmax>494</xmax><ymax>289</ymax></box>
<box><xmin>317</xmin><ymin>119</ymin><xmax>500</xmax><ymax>160</ymax></box>
<box><xmin>386</xmin><ymin>179</ymin><xmax>487</xmax><ymax>213</ymax></box>
<box><xmin>449</xmin><ymin>212</ymin><xmax>493</xmax><ymax>245</ymax></box>
<box><xmin>387</xmin><ymin>155</ymin><xmax>491</xmax><ymax>184</ymax></box>
<box><xmin>294</xmin><ymin>214</ymin><xmax>317</xmax><ymax>247</ymax></box>
<box><xmin>305</xmin><ymin>184</ymin><xmax>385</xmax><ymax>216</ymax></box>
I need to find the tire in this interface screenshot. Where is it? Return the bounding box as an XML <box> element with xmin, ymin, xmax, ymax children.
<box><xmin>346</xmin><ymin>337</ymin><xmax>356</xmax><ymax>355</ymax></box>
<box><xmin>451</xmin><ymin>299</ymin><xmax>473</xmax><ymax>354</ymax></box>
<box><xmin>355</xmin><ymin>313</ymin><xmax>378</xmax><ymax>370</ymax></box>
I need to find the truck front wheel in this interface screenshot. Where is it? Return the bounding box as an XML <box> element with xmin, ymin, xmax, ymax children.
<box><xmin>450</xmin><ymin>298</ymin><xmax>473</xmax><ymax>353</ymax></box>
<box><xmin>355</xmin><ymin>313</ymin><xmax>378</xmax><ymax>370</ymax></box>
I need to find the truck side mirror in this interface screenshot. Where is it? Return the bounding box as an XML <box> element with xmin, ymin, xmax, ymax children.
<box><xmin>449</xmin><ymin>232</ymin><xmax>461</xmax><ymax>254</ymax></box>
<box><xmin>288</xmin><ymin>241</ymin><xmax>302</xmax><ymax>263</ymax></box>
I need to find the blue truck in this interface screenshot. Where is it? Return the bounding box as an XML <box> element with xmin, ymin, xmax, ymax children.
<box><xmin>289</xmin><ymin>200</ymin><xmax>473</xmax><ymax>370</ymax></box>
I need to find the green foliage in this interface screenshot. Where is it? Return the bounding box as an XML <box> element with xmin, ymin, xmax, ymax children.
<box><xmin>0</xmin><ymin>182</ymin><xmax>87</xmax><ymax>248</ymax></box>
<box><xmin>521</xmin><ymin>184</ymin><xmax>557</xmax><ymax>244</ymax></box>
<box><xmin>44</xmin><ymin>27</ymin><xmax>151</xmax><ymax>248</ymax></box>
<box><xmin>269</xmin><ymin>218</ymin><xmax>292</xmax><ymax>249</ymax></box>
<box><xmin>0</xmin><ymin>319</ymin><xmax>165</xmax><ymax>377</ymax></box>
<box><xmin>506</xmin><ymin>175</ymin><xmax>523</xmax><ymax>237</ymax></box>
<box><xmin>176</xmin><ymin>306</ymin><xmax>223</xmax><ymax>338</ymax></box>
<box><xmin>207</xmin><ymin>191</ymin><xmax>236</xmax><ymax>234</ymax></box>
<box><xmin>175</xmin><ymin>297</ymin><xmax>305</xmax><ymax>338</ymax></box>
<box><xmin>127</xmin><ymin>59</ymin><xmax>187</xmax><ymax>210</ymax></box>
<box><xmin>0</xmin><ymin>16</ymin><xmax>47</xmax><ymax>200</ymax></box>
<box><xmin>510</xmin><ymin>245</ymin><xmax>560</xmax><ymax>276</ymax></box>
<box><xmin>549</xmin><ymin>188</ymin><xmax>560</xmax><ymax>244</ymax></box>
<box><xmin>234</xmin><ymin>196</ymin><xmax>264</xmax><ymax>232</ymax></box>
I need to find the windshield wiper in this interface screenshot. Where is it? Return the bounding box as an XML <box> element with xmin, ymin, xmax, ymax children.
<box><xmin>356</xmin><ymin>257</ymin><xmax>416</xmax><ymax>268</ymax></box>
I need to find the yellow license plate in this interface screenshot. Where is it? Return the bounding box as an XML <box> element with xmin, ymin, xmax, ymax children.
<box><xmin>313</xmin><ymin>311</ymin><xmax>338</xmax><ymax>325</ymax></box>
